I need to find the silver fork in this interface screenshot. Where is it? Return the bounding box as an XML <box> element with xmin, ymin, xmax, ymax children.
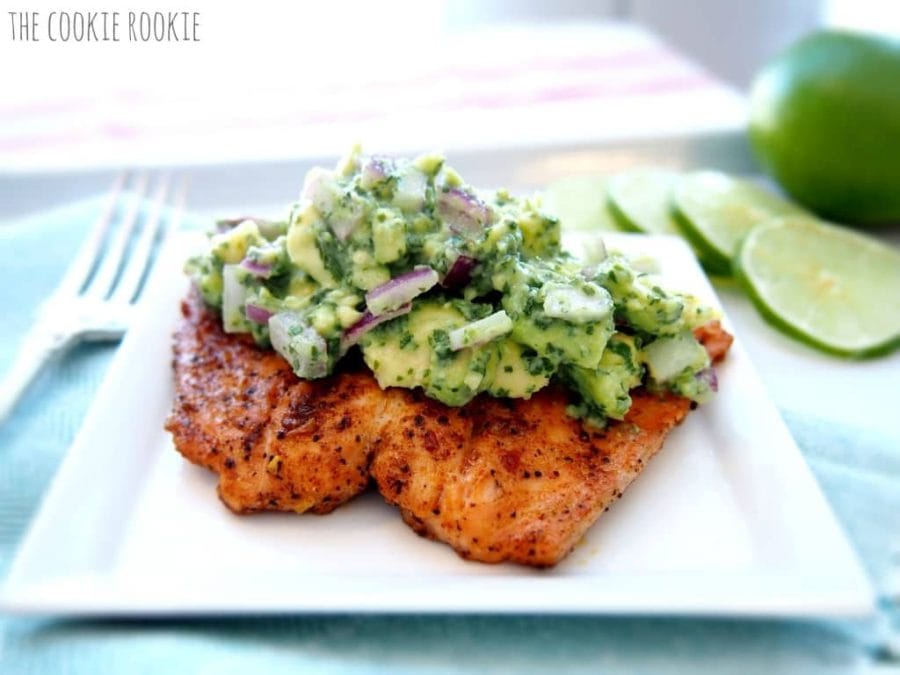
<box><xmin>0</xmin><ymin>172</ymin><xmax>187</xmax><ymax>423</ymax></box>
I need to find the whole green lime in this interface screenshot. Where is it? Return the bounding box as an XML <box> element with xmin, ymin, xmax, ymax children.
<box><xmin>749</xmin><ymin>30</ymin><xmax>900</xmax><ymax>226</ymax></box>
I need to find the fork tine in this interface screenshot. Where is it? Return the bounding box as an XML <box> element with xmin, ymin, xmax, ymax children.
<box><xmin>53</xmin><ymin>172</ymin><xmax>127</xmax><ymax>299</ymax></box>
<box><xmin>84</xmin><ymin>173</ymin><xmax>150</xmax><ymax>300</ymax></box>
<box><xmin>166</xmin><ymin>174</ymin><xmax>189</xmax><ymax>239</ymax></box>
<box><xmin>110</xmin><ymin>174</ymin><xmax>171</xmax><ymax>305</ymax></box>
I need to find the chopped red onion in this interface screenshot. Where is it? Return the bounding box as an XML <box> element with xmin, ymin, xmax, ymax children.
<box><xmin>302</xmin><ymin>167</ymin><xmax>334</xmax><ymax>209</ymax></box>
<box><xmin>215</xmin><ymin>217</ymin><xmax>245</xmax><ymax>233</ymax></box>
<box><xmin>437</xmin><ymin>188</ymin><xmax>492</xmax><ymax>236</ymax></box>
<box><xmin>441</xmin><ymin>253</ymin><xmax>477</xmax><ymax>288</ymax></box>
<box><xmin>240</xmin><ymin>258</ymin><xmax>273</xmax><ymax>279</ymax></box>
<box><xmin>543</xmin><ymin>284</ymin><xmax>613</xmax><ymax>322</ymax></box>
<box><xmin>245</xmin><ymin>303</ymin><xmax>273</xmax><ymax>325</ymax></box>
<box><xmin>221</xmin><ymin>265</ymin><xmax>249</xmax><ymax>333</ymax></box>
<box><xmin>392</xmin><ymin>166</ymin><xmax>427</xmax><ymax>212</ymax></box>
<box><xmin>365</xmin><ymin>266</ymin><xmax>439</xmax><ymax>316</ymax></box>
<box><xmin>216</xmin><ymin>217</ymin><xmax>282</xmax><ymax>240</ymax></box>
<box><xmin>302</xmin><ymin>167</ymin><xmax>366</xmax><ymax>240</ymax></box>
<box><xmin>585</xmin><ymin>237</ymin><xmax>607</xmax><ymax>264</ymax></box>
<box><xmin>360</xmin><ymin>156</ymin><xmax>394</xmax><ymax>189</ymax></box>
<box><xmin>448</xmin><ymin>311</ymin><xmax>513</xmax><ymax>351</ymax></box>
<box><xmin>695</xmin><ymin>367</ymin><xmax>719</xmax><ymax>393</ymax></box>
<box><xmin>341</xmin><ymin>303</ymin><xmax>412</xmax><ymax>353</ymax></box>
<box><xmin>257</xmin><ymin>220</ymin><xmax>286</xmax><ymax>240</ymax></box>
<box><xmin>269</xmin><ymin>313</ymin><xmax>329</xmax><ymax>379</ymax></box>
<box><xmin>628</xmin><ymin>255</ymin><xmax>661</xmax><ymax>274</ymax></box>
<box><xmin>331</xmin><ymin>212</ymin><xmax>364</xmax><ymax>240</ymax></box>
<box><xmin>580</xmin><ymin>239</ymin><xmax>609</xmax><ymax>278</ymax></box>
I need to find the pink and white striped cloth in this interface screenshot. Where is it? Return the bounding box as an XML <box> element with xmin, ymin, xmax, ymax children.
<box><xmin>0</xmin><ymin>23</ymin><xmax>746</xmax><ymax>170</ymax></box>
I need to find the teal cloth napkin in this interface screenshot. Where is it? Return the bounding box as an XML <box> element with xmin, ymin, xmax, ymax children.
<box><xmin>1</xmin><ymin>199</ymin><xmax>897</xmax><ymax>674</ymax></box>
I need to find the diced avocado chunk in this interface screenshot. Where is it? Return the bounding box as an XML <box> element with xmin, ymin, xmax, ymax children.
<box><xmin>360</xmin><ymin>298</ymin><xmax>563</xmax><ymax>405</ymax></box>
<box><xmin>590</xmin><ymin>257</ymin><xmax>689</xmax><ymax>335</ymax></box>
<box><xmin>197</xmin><ymin>268</ymin><xmax>223</xmax><ymax>307</ymax></box>
<box><xmin>211</xmin><ymin>220</ymin><xmax>262</xmax><ymax>264</ymax></box>
<box><xmin>512</xmin><ymin>195</ymin><xmax>561</xmax><ymax>257</ymax></box>
<box><xmin>305</xmin><ymin>286</ymin><xmax>363</xmax><ymax>335</ymax></box>
<box><xmin>413</xmin><ymin>153</ymin><xmax>445</xmax><ymax>177</ymax></box>
<box><xmin>286</xmin><ymin>271</ymin><xmax>318</xmax><ymax>302</ymax></box>
<box><xmin>484</xmin><ymin>339</ymin><xmax>552</xmax><ymax>398</ymax></box>
<box><xmin>309</xmin><ymin>304</ymin><xmax>338</xmax><ymax>335</ymax></box>
<box><xmin>185</xmin><ymin>253</ymin><xmax>224</xmax><ymax>307</ymax></box>
<box><xmin>496</xmin><ymin>260</ymin><xmax>614</xmax><ymax>369</ymax></box>
<box><xmin>245</xmin><ymin>236</ymin><xmax>289</xmax><ymax>272</ymax></box>
<box><xmin>509</xmin><ymin>316</ymin><xmax>611</xmax><ymax>370</ymax></box>
<box><xmin>287</xmin><ymin>204</ymin><xmax>336</xmax><ymax>287</ymax></box>
<box><xmin>360</xmin><ymin>299</ymin><xmax>496</xmax><ymax>406</ymax></box>
<box><xmin>427</xmin><ymin>327</ymin><xmax>494</xmax><ymax>405</ymax></box>
<box><xmin>372</xmin><ymin>208</ymin><xmax>407</xmax><ymax>263</ymax></box>
<box><xmin>562</xmin><ymin>334</ymin><xmax>643</xmax><ymax>422</ymax></box>
<box><xmin>349</xmin><ymin>249</ymin><xmax>391</xmax><ymax>290</ymax></box>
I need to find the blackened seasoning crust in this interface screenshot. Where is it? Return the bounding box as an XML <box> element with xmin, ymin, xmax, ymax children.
<box><xmin>167</xmin><ymin>292</ymin><xmax>732</xmax><ymax>565</ymax></box>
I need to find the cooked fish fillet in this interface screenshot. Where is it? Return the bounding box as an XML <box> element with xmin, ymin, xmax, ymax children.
<box><xmin>167</xmin><ymin>293</ymin><xmax>732</xmax><ymax>566</ymax></box>
<box><xmin>371</xmin><ymin>324</ymin><xmax>731</xmax><ymax>566</ymax></box>
<box><xmin>694</xmin><ymin>319</ymin><xmax>733</xmax><ymax>363</ymax></box>
<box><xmin>166</xmin><ymin>295</ymin><xmax>391</xmax><ymax>514</ymax></box>
<box><xmin>370</xmin><ymin>386</ymin><xmax>683</xmax><ymax>566</ymax></box>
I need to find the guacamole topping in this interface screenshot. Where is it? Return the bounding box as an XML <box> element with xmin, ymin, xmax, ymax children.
<box><xmin>186</xmin><ymin>147</ymin><xmax>719</xmax><ymax>427</ymax></box>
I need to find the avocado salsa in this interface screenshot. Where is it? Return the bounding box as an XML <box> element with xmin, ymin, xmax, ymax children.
<box><xmin>187</xmin><ymin>147</ymin><xmax>719</xmax><ymax>427</ymax></box>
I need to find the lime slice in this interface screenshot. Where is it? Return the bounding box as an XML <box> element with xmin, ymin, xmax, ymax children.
<box><xmin>607</xmin><ymin>168</ymin><xmax>681</xmax><ymax>235</ymax></box>
<box><xmin>542</xmin><ymin>175</ymin><xmax>620</xmax><ymax>232</ymax></box>
<box><xmin>672</xmin><ymin>171</ymin><xmax>804</xmax><ymax>275</ymax></box>
<box><xmin>735</xmin><ymin>215</ymin><xmax>900</xmax><ymax>357</ymax></box>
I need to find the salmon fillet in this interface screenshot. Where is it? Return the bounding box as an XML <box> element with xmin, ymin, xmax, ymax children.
<box><xmin>694</xmin><ymin>319</ymin><xmax>733</xmax><ymax>363</ymax></box>
<box><xmin>370</xmin><ymin>386</ymin><xmax>693</xmax><ymax>566</ymax></box>
<box><xmin>167</xmin><ymin>293</ymin><xmax>731</xmax><ymax>565</ymax></box>
<box><xmin>166</xmin><ymin>295</ymin><xmax>392</xmax><ymax>514</ymax></box>
<box><xmin>371</xmin><ymin>323</ymin><xmax>730</xmax><ymax>566</ymax></box>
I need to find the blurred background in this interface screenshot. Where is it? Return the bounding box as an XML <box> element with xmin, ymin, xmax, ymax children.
<box><xmin>1</xmin><ymin>0</ymin><xmax>898</xmax><ymax>175</ymax></box>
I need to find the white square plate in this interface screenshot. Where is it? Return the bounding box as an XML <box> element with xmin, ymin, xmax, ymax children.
<box><xmin>0</xmin><ymin>229</ymin><xmax>874</xmax><ymax>617</ymax></box>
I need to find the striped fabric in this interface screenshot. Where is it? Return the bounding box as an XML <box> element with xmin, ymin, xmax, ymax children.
<box><xmin>0</xmin><ymin>23</ymin><xmax>746</xmax><ymax>170</ymax></box>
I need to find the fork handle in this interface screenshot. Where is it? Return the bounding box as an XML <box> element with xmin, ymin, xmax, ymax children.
<box><xmin>0</xmin><ymin>326</ymin><xmax>73</xmax><ymax>425</ymax></box>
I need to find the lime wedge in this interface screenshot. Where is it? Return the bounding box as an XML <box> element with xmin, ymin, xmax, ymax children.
<box><xmin>672</xmin><ymin>171</ymin><xmax>804</xmax><ymax>275</ymax></box>
<box><xmin>735</xmin><ymin>216</ymin><xmax>900</xmax><ymax>357</ymax></box>
<box><xmin>542</xmin><ymin>175</ymin><xmax>620</xmax><ymax>232</ymax></box>
<box><xmin>607</xmin><ymin>168</ymin><xmax>681</xmax><ymax>235</ymax></box>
